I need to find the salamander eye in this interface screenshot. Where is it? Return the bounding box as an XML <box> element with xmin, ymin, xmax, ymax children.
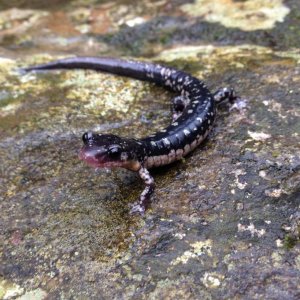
<box><xmin>82</xmin><ymin>131</ymin><xmax>93</xmax><ymax>145</ymax></box>
<box><xmin>108</xmin><ymin>146</ymin><xmax>121</xmax><ymax>160</ymax></box>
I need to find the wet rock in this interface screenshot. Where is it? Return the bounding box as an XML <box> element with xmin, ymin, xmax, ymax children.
<box><xmin>0</xmin><ymin>1</ymin><xmax>299</xmax><ymax>299</ymax></box>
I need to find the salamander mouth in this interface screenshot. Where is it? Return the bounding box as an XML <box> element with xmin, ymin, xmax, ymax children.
<box><xmin>79</xmin><ymin>146</ymin><xmax>123</xmax><ymax>168</ymax></box>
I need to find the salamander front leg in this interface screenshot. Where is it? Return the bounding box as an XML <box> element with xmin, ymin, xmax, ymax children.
<box><xmin>130</xmin><ymin>166</ymin><xmax>155</xmax><ymax>214</ymax></box>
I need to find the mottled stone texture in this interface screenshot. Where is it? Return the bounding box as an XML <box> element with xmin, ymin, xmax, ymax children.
<box><xmin>0</xmin><ymin>1</ymin><xmax>299</xmax><ymax>299</ymax></box>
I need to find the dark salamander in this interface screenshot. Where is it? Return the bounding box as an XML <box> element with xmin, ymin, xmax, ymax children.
<box><xmin>23</xmin><ymin>57</ymin><xmax>237</xmax><ymax>214</ymax></box>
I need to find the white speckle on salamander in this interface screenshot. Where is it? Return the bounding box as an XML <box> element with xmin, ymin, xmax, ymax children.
<box><xmin>163</xmin><ymin>138</ymin><xmax>170</xmax><ymax>145</ymax></box>
<box><xmin>183</xmin><ymin>129</ymin><xmax>191</xmax><ymax>136</ymax></box>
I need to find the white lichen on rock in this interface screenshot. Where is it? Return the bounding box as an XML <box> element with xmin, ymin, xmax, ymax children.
<box><xmin>170</xmin><ymin>240</ymin><xmax>212</xmax><ymax>266</ymax></box>
<box><xmin>180</xmin><ymin>0</ymin><xmax>290</xmax><ymax>31</ymax></box>
<box><xmin>238</xmin><ymin>222</ymin><xmax>266</xmax><ymax>237</ymax></box>
<box><xmin>202</xmin><ymin>272</ymin><xmax>224</xmax><ymax>288</ymax></box>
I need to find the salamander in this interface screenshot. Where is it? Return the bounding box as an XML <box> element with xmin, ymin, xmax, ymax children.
<box><xmin>23</xmin><ymin>57</ymin><xmax>237</xmax><ymax>214</ymax></box>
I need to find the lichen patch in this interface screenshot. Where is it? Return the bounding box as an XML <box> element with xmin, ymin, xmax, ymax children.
<box><xmin>202</xmin><ymin>272</ymin><xmax>224</xmax><ymax>288</ymax></box>
<box><xmin>180</xmin><ymin>0</ymin><xmax>290</xmax><ymax>31</ymax></box>
<box><xmin>238</xmin><ymin>222</ymin><xmax>266</xmax><ymax>238</ymax></box>
<box><xmin>170</xmin><ymin>240</ymin><xmax>212</xmax><ymax>266</ymax></box>
<box><xmin>248</xmin><ymin>130</ymin><xmax>271</xmax><ymax>141</ymax></box>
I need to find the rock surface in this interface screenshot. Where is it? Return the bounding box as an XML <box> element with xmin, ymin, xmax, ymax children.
<box><xmin>0</xmin><ymin>1</ymin><xmax>299</xmax><ymax>299</ymax></box>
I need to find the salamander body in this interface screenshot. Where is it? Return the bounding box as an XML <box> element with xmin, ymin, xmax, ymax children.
<box><xmin>24</xmin><ymin>57</ymin><xmax>236</xmax><ymax>213</ymax></box>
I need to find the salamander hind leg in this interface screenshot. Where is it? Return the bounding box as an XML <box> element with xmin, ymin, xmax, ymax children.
<box><xmin>213</xmin><ymin>87</ymin><xmax>237</xmax><ymax>104</ymax></box>
<box><xmin>171</xmin><ymin>96</ymin><xmax>189</xmax><ymax>121</ymax></box>
<box><xmin>130</xmin><ymin>167</ymin><xmax>155</xmax><ymax>214</ymax></box>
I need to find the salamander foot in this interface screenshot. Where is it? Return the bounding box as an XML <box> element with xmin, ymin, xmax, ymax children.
<box><xmin>213</xmin><ymin>87</ymin><xmax>237</xmax><ymax>104</ymax></box>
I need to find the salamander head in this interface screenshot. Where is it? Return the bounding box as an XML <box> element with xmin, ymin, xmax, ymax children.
<box><xmin>79</xmin><ymin>132</ymin><xmax>142</xmax><ymax>171</ymax></box>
